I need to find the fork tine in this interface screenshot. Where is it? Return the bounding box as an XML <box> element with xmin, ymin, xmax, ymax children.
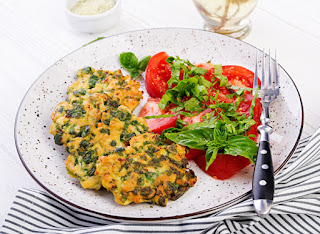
<box><xmin>274</xmin><ymin>51</ymin><xmax>279</xmax><ymax>94</ymax></box>
<box><xmin>253</xmin><ymin>50</ymin><xmax>258</xmax><ymax>90</ymax></box>
<box><xmin>261</xmin><ymin>49</ymin><xmax>265</xmax><ymax>89</ymax></box>
<box><xmin>268</xmin><ymin>49</ymin><xmax>272</xmax><ymax>88</ymax></box>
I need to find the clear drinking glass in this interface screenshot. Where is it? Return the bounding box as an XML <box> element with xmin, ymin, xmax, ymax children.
<box><xmin>193</xmin><ymin>0</ymin><xmax>258</xmax><ymax>39</ymax></box>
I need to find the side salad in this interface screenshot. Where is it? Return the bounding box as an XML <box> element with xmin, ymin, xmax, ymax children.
<box><xmin>120</xmin><ymin>51</ymin><xmax>262</xmax><ymax>180</ymax></box>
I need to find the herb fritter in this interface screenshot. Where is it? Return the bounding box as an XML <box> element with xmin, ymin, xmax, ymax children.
<box><xmin>96</xmin><ymin>133</ymin><xmax>197</xmax><ymax>206</ymax></box>
<box><xmin>50</xmin><ymin>67</ymin><xmax>197</xmax><ymax>206</ymax></box>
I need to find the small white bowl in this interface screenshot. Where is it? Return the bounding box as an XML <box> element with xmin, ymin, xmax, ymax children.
<box><xmin>65</xmin><ymin>0</ymin><xmax>121</xmax><ymax>33</ymax></box>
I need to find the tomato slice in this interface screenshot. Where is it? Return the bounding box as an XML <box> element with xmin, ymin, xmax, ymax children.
<box><xmin>139</xmin><ymin>98</ymin><xmax>178</xmax><ymax>134</ymax></box>
<box><xmin>186</xmin><ymin>149</ymin><xmax>205</xmax><ymax>161</ymax></box>
<box><xmin>195</xmin><ymin>154</ymin><xmax>251</xmax><ymax>180</ymax></box>
<box><xmin>204</xmin><ymin>65</ymin><xmax>261</xmax><ymax>88</ymax></box>
<box><xmin>182</xmin><ymin>109</ymin><xmax>214</xmax><ymax>125</ymax></box>
<box><xmin>196</xmin><ymin>63</ymin><xmax>215</xmax><ymax>70</ymax></box>
<box><xmin>145</xmin><ymin>52</ymin><xmax>172</xmax><ymax>98</ymax></box>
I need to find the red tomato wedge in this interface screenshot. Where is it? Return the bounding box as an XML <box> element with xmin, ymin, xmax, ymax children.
<box><xmin>139</xmin><ymin>98</ymin><xmax>178</xmax><ymax>134</ymax></box>
<box><xmin>186</xmin><ymin>149</ymin><xmax>205</xmax><ymax>161</ymax></box>
<box><xmin>195</xmin><ymin>154</ymin><xmax>251</xmax><ymax>180</ymax></box>
<box><xmin>204</xmin><ymin>65</ymin><xmax>261</xmax><ymax>88</ymax></box>
<box><xmin>145</xmin><ymin>52</ymin><xmax>172</xmax><ymax>98</ymax></box>
<box><xmin>182</xmin><ymin>109</ymin><xmax>214</xmax><ymax>125</ymax></box>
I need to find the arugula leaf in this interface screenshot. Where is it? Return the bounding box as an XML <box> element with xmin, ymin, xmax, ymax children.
<box><xmin>138</xmin><ymin>56</ymin><xmax>151</xmax><ymax>71</ymax></box>
<box><xmin>165</xmin><ymin>128</ymin><xmax>214</xmax><ymax>150</ymax></box>
<box><xmin>120</xmin><ymin>52</ymin><xmax>139</xmax><ymax>70</ymax></box>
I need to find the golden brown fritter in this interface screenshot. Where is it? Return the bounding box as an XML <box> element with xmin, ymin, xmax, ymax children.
<box><xmin>50</xmin><ymin>93</ymin><xmax>120</xmax><ymax>146</ymax></box>
<box><xmin>65</xmin><ymin>105</ymin><xmax>150</xmax><ymax>190</ymax></box>
<box><xmin>50</xmin><ymin>67</ymin><xmax>146</xmax><ymax>190</ymax></box>
<box><xmin>50</xmin><ymin>67</ymin><xmax>197</xmax><ymax>205</ymax></box>
<box><xmin>67</xmin><ymin>67</ymin><xmax>142</xmax><ymax>111</ymax></box>
<box><xmin>96</xmin><ymin>133</ymin><xmax>197</xmax><ymax>206</ymax></box>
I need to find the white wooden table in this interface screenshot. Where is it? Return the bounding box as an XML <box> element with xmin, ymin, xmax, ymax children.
<box><xmin>1</xmin><ymin>0</ymin><xmax>320</xmax><ymax>226</ymax></box>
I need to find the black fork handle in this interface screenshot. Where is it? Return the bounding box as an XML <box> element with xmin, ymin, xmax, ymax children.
<box><xmin>253</xmin><ymin>141</ymin><xmax>274</xmax><ymax>200</ymax></box>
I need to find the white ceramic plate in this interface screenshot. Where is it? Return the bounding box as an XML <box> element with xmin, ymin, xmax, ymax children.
<box><xmin>15</xmin><ymin>28</ymin><xmax>303</xmax><ymax>221</ymax></box>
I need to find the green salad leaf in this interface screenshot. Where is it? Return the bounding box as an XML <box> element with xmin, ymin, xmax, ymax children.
<box><xmin>165</xmin><ymin>128</ymin><xmax>215</xmax><ymax>150</ymax></box>
<box><xmin>119</xmin><ymin>52</ymin><xmax>151</xmax><ymax>79</ymax></box>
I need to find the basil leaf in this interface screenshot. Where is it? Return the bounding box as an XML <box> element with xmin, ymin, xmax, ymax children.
<box><xmin>167</xmin><ymin>59</ymin><xmax>185</xmax><ymax>88</ymax></box>
<box><xmin>138</xmin><ymin>56</ymin><xmax>151</xmax><ymax>71</ymax></box>
<box><xmin>120</xmin><ymin>52</ymin><xmax>139</xmax><ymax>70</ymax></box>
<box><xmin>199</xmin><ymin>76</ymin><xmax>212</xmax><ymax>88</ymax></box>
<box><xmin>205</xmin><ymin>146</ymin><xmax>219</xmax><ymax>170</ymax></box>
<box><xmin>130</xmin><ymin>69</ymin><xmax>140</xmax><ymax>79</ymax></box>
<box><xmin>169</xmin><ymin>106</ymin><xmax>184</xmax><ymax>112</ymax></box>
<box><xmin>184</xmin><ymin>97</ymin><xmax>201</xmax><ymax>111</ymax></box>
<box><xmin>159</xmin><ymin>90</ymin><xmax>178</xmax><ymax>110</ymax></box>
<box><xmin>224</xmin><ymin>135</ymin><xmax>258</xmax><ymax>163</ymax></box>
<box><xmin>217</xmin><ymin>75</ymin><xmax>228</xmax><ymax>87</ymax></box>
<box><xmin>214</xmin><ymin>64</ymin><xmax>223</xmax><ymax>76</ymax></box>
<box><xmin>248</xmin><ymin>134</ymin><xmax>257</xmax><ymax>138</ymax></box>
<box><xmin>143</xmin><ymin>113</ymin><xmax>177</xmax><ymax>119</ymax></box>
<box><xmin>228</xmin><ymin>85</ymin><xmax>253</xmax><ymax>92</ymax></box>
<box><xmin>190</xmin><ymin>66</ymin><xmax>207</xmax><ymax>76</ymax></box>
<box><xmin>176</xmin><ymin>116</ymin><xmax>187</xmax><ymax>128</ymax></box>
<box><xmin>84</xmin><ymin>37</ymin><xmax>105</xmax><ymax>46</ymax></box>
<box><xmin>249</xmin><ymin>87</ymin><xmax>259</xmax><ymax>118</ymax></box>
<box><xmin>191</xmin><ymin>84</ymin><xmax>208</xmax><ymax>102</ymax></box>
<box><xmin>166</xmin><ymin>56</ymin><xmax>175</xmax><ymax>64</ymax></box>
<box><xmin>165</xmin><ymin>128</ymin><xmax>214</xmax><ymax>150</ymax></box>
<box><xmin>181</xmin><ymin>117</ymin><xmax>217</xmax><ymax>131</ymax></box>
<box><xmin>179</xmin><ymin>111</ymin><xmax>202</xmax><ymax>117</ymax></box>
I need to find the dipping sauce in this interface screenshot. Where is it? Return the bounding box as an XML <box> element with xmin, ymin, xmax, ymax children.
<box><xmin>71</xmin><ymin>0</ymin><xmax>116</xmax><ymax>15</ymax></box>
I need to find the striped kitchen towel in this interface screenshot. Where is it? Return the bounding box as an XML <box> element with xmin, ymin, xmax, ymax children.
<box><xmin>2</xmin><ymin>129</ymin><xmax>320</xmax><ymax>234</ymax></box>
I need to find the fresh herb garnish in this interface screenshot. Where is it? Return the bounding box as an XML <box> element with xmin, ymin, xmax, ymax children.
<box><xmin>140</xmin><ymin>54</ymin><xmax>260</xmax><ymax>170</ymax></box>
<box><xmin>119</xmin><ymin>52</ymin><xmax>151</xmax><ymax>79</ymax></box>
<box><xmin>165</xmin><ymin>121</ymin><xmax>258</xmax><ymax>169</ymax></box>
<box><xmin>83</xmin><ymin>37</ymin><xmax>105</xmax><ymax>46</ymax></box>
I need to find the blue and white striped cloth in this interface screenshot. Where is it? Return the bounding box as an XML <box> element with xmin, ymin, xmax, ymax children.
<box><xmin>2</xmin><ymin>129</ymin><xmax>320</xmax><ymax>233</ymax></box>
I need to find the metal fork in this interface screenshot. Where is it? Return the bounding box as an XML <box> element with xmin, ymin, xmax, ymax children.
<box><xmin>252</xmin><ymin>50</ymin><xmax>279</xmax><ymax>218</ymax></box>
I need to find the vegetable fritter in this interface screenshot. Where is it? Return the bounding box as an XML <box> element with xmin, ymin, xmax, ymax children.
<box><xmin>67</xmin><ymin>67</ymin><xmax>142</xmax><ymax>111</ymax></box>
<box><xmin>65</xmin><ymin>105</ymin><xmax>150</xmax><ymax>189</ymax></box>
<box><xmin>50</xmin><ymin>66</ymin><xmax>197</xmax><ymax>206</ymax></box>
<box><xmin>96</xmin><ymin>133</ymin><xmax>197</xmax><ymax>206</ymax></box>
<box><xmin>50</xmin><ymin>93</ymin><xmax>120</xmax><ymax>146</ymax></box>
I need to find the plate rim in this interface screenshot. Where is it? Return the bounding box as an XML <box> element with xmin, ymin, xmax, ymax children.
<box><xmin>14</xmin><ymin>27</ymin><xmax>304</xmax><ymax>222</ymax></box>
